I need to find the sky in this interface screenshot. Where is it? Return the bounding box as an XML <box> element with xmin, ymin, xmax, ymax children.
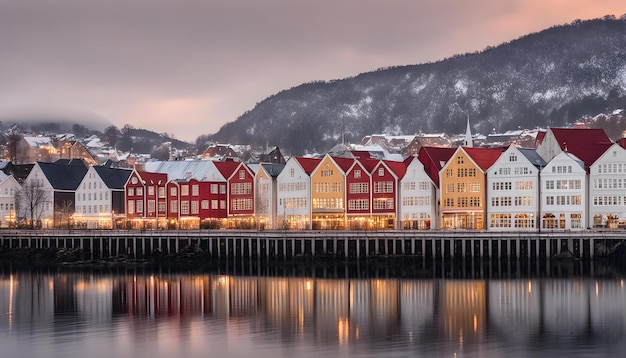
<box><xmin>1</xmin><ymin>1</ymin><xmax>626</xmax><ymax>143</ymax></box>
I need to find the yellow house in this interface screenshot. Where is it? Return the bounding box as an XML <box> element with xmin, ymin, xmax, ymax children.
<box><xmin>440</xmin><ymin>147</ymin><xmax>504</xmax><ymax>229</ymax></box>
<box><xmin>310</xmin><ymin>154</ymin><xmax>354</xmax><ymax>230</ymax></box>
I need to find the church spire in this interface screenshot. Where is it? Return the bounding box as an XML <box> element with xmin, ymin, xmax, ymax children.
<box><xmin>464</xmin><ymin>114</ymin><xmax>473</xmax><ymax>147</ymax></box>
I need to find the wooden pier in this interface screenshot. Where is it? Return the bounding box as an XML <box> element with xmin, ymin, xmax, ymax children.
<box><xmin>1</xmin><ymin>229</ymin><xmax>625</xmax><ymax>260</ymax></box>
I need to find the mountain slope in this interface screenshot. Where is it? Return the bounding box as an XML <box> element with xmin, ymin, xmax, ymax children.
<box><xmin>210</xmin><ymin>16</ymin><xmax>626</xmax><ymax>155</ymax></box>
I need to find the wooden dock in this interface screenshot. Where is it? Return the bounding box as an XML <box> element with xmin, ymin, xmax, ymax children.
<box><xmin>2</xmin><ymin>229</ymin><xmax>625</xmax><ymax>260</ymax></box>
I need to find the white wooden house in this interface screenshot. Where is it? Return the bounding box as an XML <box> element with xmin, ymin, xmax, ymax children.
<box><xmin>398</xmin><ymin>156</ymin><xmax>437</xmax><ymax>229</ymax></box>
<box><xmin>540</xmin><ymin>152</ymin><xmax>586</xmax><ymax>230</ymax></box>
<box><xmin>588</xmin><ymin>143</ymin><xmax>626</xmax><ymax>228</ymax></box>
<box><xmin>486</xmin><ymin>146</ymin><xmax>545</xmax><ymax>231</ymax></box>
<box><xmin>0</xmin><ymin>173</ymin><xmax>20</xmax><ymax>227</ymax></box>
<box><xmin>74</xmin><ymin>166</ymin><xmax>132</xmax><ymax>228</ymax></box>
<box><xmin>276</xmin><ymin>157</ymin><xmax>320</xmax><ymax>230</ymax></box>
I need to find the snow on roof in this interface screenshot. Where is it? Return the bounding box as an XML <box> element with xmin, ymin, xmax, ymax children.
<box><xmin>145</xmin><ymin>160</ymin><xmax>224</xmax><ymax>181</ymax></box>
<box><xmin>23</xmin><ymin>136</ymin><xmax>53</xmax><ymax>147</ymax></box>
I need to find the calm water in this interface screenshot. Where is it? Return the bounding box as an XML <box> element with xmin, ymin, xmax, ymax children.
<box><xmin>2</xmin><ymin>260</ymin><xmax>626</xmax><ymax>358</ymax></box>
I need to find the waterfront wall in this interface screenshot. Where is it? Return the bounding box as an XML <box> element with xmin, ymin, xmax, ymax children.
<box><xmin>1</xmin><ymin>229</ymin><xmax>624</xmax><ymax>260</ymax></box>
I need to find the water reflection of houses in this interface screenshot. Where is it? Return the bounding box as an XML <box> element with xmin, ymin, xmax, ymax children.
<box><xmin>7</xmin><ymin>272</ymin><xmax>626</xmax><ymax>349</ymax></box>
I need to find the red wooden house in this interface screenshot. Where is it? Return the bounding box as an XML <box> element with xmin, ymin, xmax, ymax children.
<box><xmin>124</xmin><ymin>170</ymin><xmax>168</xmax><ymax>229</ymax></box>
<box><xmin>345</xmin><ymin>159</ymin><xmax>373</xmax><ymax>230</ymax></box>
<box><xmin>214</xmin><ymin>161</ymin><xmax>256</xmax><ymax>228</ymax></box>
<box><xmin>165</xmin><ymin>178</ymin><xmax>228</xmax><ymax>229</ymax></box>
<box><xmin>370</xmin><ymin>160</ymin><xmax>406</xmax><ymax>229</ymax></box>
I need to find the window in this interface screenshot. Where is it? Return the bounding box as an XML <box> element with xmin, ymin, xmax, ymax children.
<box><xmin>148</xmin><ymin>200</ymin><xmax>155</xmax><ymax>213</ymax></box>
<box><xmin>181</xmin><ymin>185</ymin><xmax>189</xmax><ymax>196</ymax></box>
<box><xmin>148</xmin><ymin>186</ymin><xmax>154</xmax><ymax>196</ymax></box>
<box><xmin>170</xmin><ymin>187</ymin><xmax>177</xmax><ymax>196</ymax></box>
<box><xmin>136</xmin><ymin>200</ymin><xmax>143</xmax><ymax>213</ymax></box>
<box><xmin>192</xmin><ymin>185</ymin><xmax>199</xmax><ymax>196</ymax></box>
<box><xmin>232</xmin><ymin>182</ymin><xmax>252</xmax><ymax>194</ymax></box>
<box><xmin>378</xmin><ymin>168</ymin><xmax>384</xmax><ymax>177</ymax></box>
<box><xmin>290</xmin><ymin>168</ymin><xmax>295</xmax><ymax>177</ymax></box>
<box><xmin>373</xmin><ymin>198</ymin><xmax>394</xmax><ymax>210</ymax></box>
<box><xmin>239</xmin><ymin>170</ymin><xmax>245</xmax><ymax>179</ymax></box>
<box><xmin>348</xmin><ymin>199</ymin><xmax>369</xmax><ymax>210</ymax></box>
<box><xmin>354</xmin><ymin>170</ymin><xmax>361</xmax><ymax>179</ymax></box>
<box><xmin>191</xmin><ymin>201</ymin><xmax>199</xmax><ymax>214</ymax></box>
<box><xmin>128</xmin><ymin>201</ymin><xmax>134</xmax><ymax>214</ymax></box>
<box><xmin>349</xmin><ymin>182</ymin><xmax>368</xmax><ymax>194</ymax></box>
<box><xmin>231</xmin><ymin>198</ymin><xmax>253</xmax><ymax>211</ymax></box>
<box><xmin>211</xmin><ymin>200</ymin><xmax>218</xmax><ymax>209</ymax></box>
<box><xmin>158</xmin><ymin>187</ymin><xmax>166</xmax><ymax>198</ymax></box>
<box><xmin>457</xmin><ymin>156</ymin><xmax>464</xmax><ymax>165</ymax></box>
<box><xmin>211</xmin><ymin>184</ymin><xmax>218</xmax><ymax>194</ymax></box>
<box><xmin>136</xmin><ymin>187</ymin><xmax>143</xmax><ymax>196</ymax></box>
<box><xmin>128</xmin><ymin>187</ymin><xmax>135</xmax><ymax>196</ymax></box>
<box><xmin>220</xmin><ymin>185</ymin><xmax>226</xmax><ymax>194</ymax></box>
<box><xmin>201</xmin><ymin>200</ymin><xmax>209</xmax><ymax>209</ymax></box>
<box><xmin>374</xmin><ymin>181</ymin><xmax>393</xmax><ymax>193</ymax></box>
<box><xmin>170</xmin><ymin>200</ymin><xmax>178</xmax><ymax>213</ymax></box>
<box><xmin>181</xmin><ymin>201</ymin><xmax>189</xmax><ymax>215</ymax></box>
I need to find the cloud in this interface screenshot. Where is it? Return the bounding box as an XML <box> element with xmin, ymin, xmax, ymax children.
<box><xmin>1</xmin><ymin>0</ymin><xmax>625</xmax><ymax>142</ymax></box>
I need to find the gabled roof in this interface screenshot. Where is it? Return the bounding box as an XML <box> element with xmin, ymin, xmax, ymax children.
<box><xmin>518</xmin><ymin>147</ymin><xmax>547</xmax><ymax>168</ymax></box>
<box><xmin>23</xmin><ymin>136</ymin><xmax>53</xmax><ymax>147</ymax></box>
<box><xmin>54</xmin><ymin>158</ymin><xmax>88</xmax><ymax>167</ymax></box>
<box><xmin>546</xmin><ymin>151</ymin><xmax>586</xmax><ymax>172</ymax></box>
<box><xmin>213</xmin><ymin>161</ymin><xmax>242</xmax><ymax>179</ymax></box>
<box><xmin>463</xmin><ymin>147</ymin><xmax>507</xmax><ymax>171</ymax></box>
<box><xmin>549</xmin><ymin>128</ymin><xmax>613</xmax><ymax>169</ymax></box>
<box><xmin>534</xmin><ymin>130</ymin><xmax>547</xmax><ymax>146</ymax></box>
<box><xmin>136</xmin><ymin>171</ymin><xmax>168</xmax><ymax>185</ymax></box>
<box><xmin>259</xmin><ymin>163</ymin><xmax>285</xmax><ymax>177</ymax></box>
<box><xmin>359</xmin><ymin>158</ymin><xmax>380</xmax><ymax>173</ymax></box>
<box><xmin>331</xmin><ymin>156</ymin><xmax>355</xmax><ymax>173</ymax></box>
<box><xmin>38</xmin><ymin>161</ymin><xmax>88</xmax><ymax>190</ymax></box>
<box><xmin>382</xmin><ymin>160</ymin><xmax>407</xmax><ymax>179</ymax></box>
<box><xmin>417</xmin><ymin>146</ymin><xmax>455</xmax><ymax>187</ymax></box>
<box><xmin>145</xmin><ymin>160</ymin><xmax>219</xmax><ymax>181</ymax></box>
<box><xmin>293</xmin><ymin>157</ymin><xmax>321</xmax><ymax>175</ymax></box>
<box><xmin>93</xmin><ymin>166</ymin><xmax>132</xmax><ymax>190</ymax></box>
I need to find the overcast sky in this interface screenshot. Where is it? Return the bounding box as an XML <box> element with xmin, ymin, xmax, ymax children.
<box><xmin>1</xmin><ymin>1</ymin><xmax>625</xmax><ymax>142</ymax></box>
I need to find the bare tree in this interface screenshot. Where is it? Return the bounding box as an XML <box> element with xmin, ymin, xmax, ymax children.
<box><xmin>54</xmin><ymin>200</ymin><xmax>74</xmax><ymax>229</ymax></box>
<box><xmin>7</xmin><ymin>132</ymin><xmax>24</xmax><ymax>163</ymax></box>
<box><xmin>17</xmin><ymin>180</ymin><xmax>51</xmax><ymax>229</ymax></box>
<box><xmin>103</xmin><ymin>125</ymin><xmax>121</xmax><ymax>147</ymax></box>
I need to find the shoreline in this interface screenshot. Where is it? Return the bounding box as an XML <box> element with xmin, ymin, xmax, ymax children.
<box><xmin>2</xmin><ymin>228</ymin><xmax>626</xmax><ymax>262</ymax></box>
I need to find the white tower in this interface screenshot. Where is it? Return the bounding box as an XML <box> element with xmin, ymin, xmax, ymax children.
<box><xmin>464</xmin><ymin>115</ymin><xmax>473</xmax><ymax>147</ymax></box>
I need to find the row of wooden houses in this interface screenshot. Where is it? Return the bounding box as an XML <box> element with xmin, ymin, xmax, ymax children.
<box><xmin>1</xmin><ymin>127</ymin><xmax>625</xmax><ymax>231</ymax></box>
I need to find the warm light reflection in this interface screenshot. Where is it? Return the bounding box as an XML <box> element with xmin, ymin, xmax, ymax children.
<box><xmin>6</xmin><ymin>272</ymin><xmax>626</xmax><ymax>352</ymax></box>
<box><xmin>337</xmin><ymin>316</ymin><xmax>350</xmax><ymax>345</ymax></box>
<box><xmin>8</xmin><ymin>275</ymin><xmax>16</xmax><ymax>328</ymax></box>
